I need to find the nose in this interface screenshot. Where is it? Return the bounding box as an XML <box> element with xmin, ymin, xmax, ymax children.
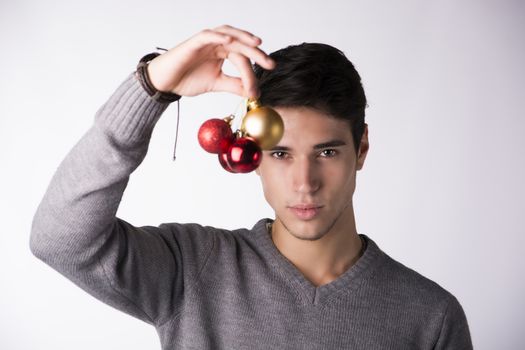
<box><xmin>291</xmin><ymin>157</ymin><xmax>321</xmax><ymax>194</ymax></box>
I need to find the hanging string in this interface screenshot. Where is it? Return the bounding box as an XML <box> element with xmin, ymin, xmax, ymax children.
<box><xmin>231</xmin><ymin>98</ymin><xmax>248</xmax><ymax>133</ymax></box>
<box><xmin>153</xmin><ymin>47</ymin><xmax>179</xmax><ymax>161</ymax></box>
<box><xmin>172</xmin><ymin>99</ymin><xmax>180</xmax><ymax>161</ymax></box>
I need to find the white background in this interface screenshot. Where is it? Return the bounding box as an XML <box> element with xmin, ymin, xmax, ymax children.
<box><xmin>1</xmin><ymin>0</ymin><xmax>524</xmax><ymax>348</ymax></box>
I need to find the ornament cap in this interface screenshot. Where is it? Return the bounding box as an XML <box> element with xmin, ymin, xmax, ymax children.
<box><xmin>223</xmin><ymin>114</ymin><xmax>235</xmax><ymax>126</ymax></box>
<box><xmin>235</xmin><ymin>129</ymin><xmax>244</xmax><ymax>139</ymax></box>
<box><xmin>247</xmin><ymin>98</ymin><xmax>260</xmax><ymax>111</ymax></box>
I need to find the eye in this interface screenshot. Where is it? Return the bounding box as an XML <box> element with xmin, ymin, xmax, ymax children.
<box><xmin>319</xmin><ymin>149</ymin><xmax>338</xmax><ymax>158</ymax></box>
<box><xmin>270</xmin><ymin>151</ymin><xmax>289</xmax><ymax>160</ymax></box>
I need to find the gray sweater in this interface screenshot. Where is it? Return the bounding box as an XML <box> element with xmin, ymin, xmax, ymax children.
<box><xmin>30</xmin><ymin>73</ymin><xmax>473</xmax><ymax>349</ymax></box>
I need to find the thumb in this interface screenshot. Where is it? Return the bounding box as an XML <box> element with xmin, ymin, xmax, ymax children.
<box><xmin>213</xmin><ymin>73</ymin><xmax>250</xmax><ymax>97</ymax></box>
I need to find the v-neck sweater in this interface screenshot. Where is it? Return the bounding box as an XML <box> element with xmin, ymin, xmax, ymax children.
<box><xmin>30</xmin><ymin>73</ymin><xmax>472</xmax><ymax>349</ymax></box>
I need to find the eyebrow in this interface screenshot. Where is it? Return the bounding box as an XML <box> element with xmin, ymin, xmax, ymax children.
<box><xmin>313</xmin><ymin>140</ymin><xmax>347</xmax><ymax>150</ymax></box>
<box><xmin>269</xmin><ymin>140</ymin><xmax>347</xmax><ymax>151</ymax></box>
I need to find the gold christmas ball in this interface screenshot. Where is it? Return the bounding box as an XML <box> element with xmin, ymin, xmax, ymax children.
<box><xmin>241</xmin><ymin>100</ymin><xmax>284</xmax><ymax>150</ymax></box>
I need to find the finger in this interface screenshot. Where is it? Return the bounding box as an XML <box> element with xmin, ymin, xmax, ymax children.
<box><xmin>160</xmin><ymin>29</ymin><xmax>232</xmax><ymax>70</ymax></box>
<box><xmin>214</xmin><ymin>25</ymin><xmax>261</xmax><ymax>47</ymax></box>
<box><xmin>183</xmin><ymin>29</ymin><xmax>233</xmax><ymax>51</ymax></box>
<box><xmin>228</xmin><ymin>52</ymin><xmax>259</xmax><ymax>98</ymax></box>
<box><xmin>220</xmin><ymin>40</ymin><xmax>275</xmax><ymax>70</ymax></box>
<box><xmin>213</xmin><ymin>74</ymin><xmax>245</xmax><ymax>96</ymax></box>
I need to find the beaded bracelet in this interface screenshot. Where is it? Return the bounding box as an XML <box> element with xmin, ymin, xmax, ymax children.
<box><xmin>135</xmin><ymin>52</ymin><xmax>181</xmax><ymax>103</ymax></box>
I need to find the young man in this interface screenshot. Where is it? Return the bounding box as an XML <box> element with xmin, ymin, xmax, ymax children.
<box><xmin>30</xmin><ymin>25</ymin><xmax>472</xmax><ymax>349</ymax></box>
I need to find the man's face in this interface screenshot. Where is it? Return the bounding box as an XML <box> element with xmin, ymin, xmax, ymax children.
<box><xmin>256</xmin><ymin>106</ymin><xmax>369</xmax><ymax>241</ymax></box>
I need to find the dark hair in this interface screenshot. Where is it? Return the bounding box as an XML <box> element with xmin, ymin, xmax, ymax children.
<box><xmin>254</xmin><ymin>43</ymin><xmax>367</xmax><ymax>152</ymax></box>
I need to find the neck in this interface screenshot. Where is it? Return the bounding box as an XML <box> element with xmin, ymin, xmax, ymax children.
<box><xmin>270</xmin><ymin>203</ymin><xmax>363</xmax><ymax>287</ymax></box>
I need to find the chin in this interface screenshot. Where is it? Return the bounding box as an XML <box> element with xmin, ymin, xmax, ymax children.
<box><xmin>281</xmin><ymin>218</ymin><xmax>334</xmax><ymax>242</ymax></box>
<box><xmin>292</xmin><ymin>231</ymin><xmax>327</xmax><ymax>242</ymax></box>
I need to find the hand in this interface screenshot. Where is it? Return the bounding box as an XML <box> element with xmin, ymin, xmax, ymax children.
<box><xmin>146</xmin><ymin>25</ymin><xmax>276</xmax><ymax>99</ymax></box>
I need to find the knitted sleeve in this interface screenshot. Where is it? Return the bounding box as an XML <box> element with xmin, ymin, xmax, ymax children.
<box><xmin>29</xmin><ymin>73</ymin><xmax>203</xmax><ymax>326</ymax></box>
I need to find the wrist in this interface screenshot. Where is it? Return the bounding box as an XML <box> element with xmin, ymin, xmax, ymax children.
<box><xmin>135</xmin><ymin>52</ymin><xmax>181</xmax><ymax>103</ymax></box>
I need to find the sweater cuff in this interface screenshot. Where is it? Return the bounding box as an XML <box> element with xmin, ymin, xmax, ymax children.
<box><xmin>94</xmin><ymin>72</ymin><xmax>171</xmax><ymax>148</ymax></box>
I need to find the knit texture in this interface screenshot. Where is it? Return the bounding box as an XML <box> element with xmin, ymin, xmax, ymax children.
<box><xmin>30</xmin><ymin>73</ymin><xmax>473</xmax><ymax>349</ymax></box>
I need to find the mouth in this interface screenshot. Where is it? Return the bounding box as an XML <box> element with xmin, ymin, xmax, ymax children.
<box><xmin>288</xmin><ymin>204</ymin><xmax>323</xmax><ymax>220</ymax></box>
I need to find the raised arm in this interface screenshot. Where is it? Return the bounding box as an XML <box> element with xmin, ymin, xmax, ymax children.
<box><xmin>29</xmin><ymin>25</ymin><xmax>275</xmax><ymax>326</ymax></box>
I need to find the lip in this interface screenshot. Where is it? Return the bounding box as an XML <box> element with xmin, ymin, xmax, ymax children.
<box><xmin>288</xmin><ymin>204</ymin><xmax>323</xmax><ymax>220</ymax></box>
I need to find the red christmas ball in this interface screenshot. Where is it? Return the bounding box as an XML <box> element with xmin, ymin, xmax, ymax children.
<box><xmin>226</xmin><ymin>137</ymin><xmax>262</xmax><ymax>173</ymax></box>
<box><xmin>218</xmin><ymin>152</ymin><xmax>237</xmax><ymax>173</ymax></box>
<box><xmin>198</xmin><ymin>118</ymin><xmax>234</xmax><ymax>154</ymax></box>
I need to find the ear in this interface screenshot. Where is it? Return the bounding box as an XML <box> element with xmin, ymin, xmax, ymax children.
<box><xmin>356</xmin><ymin>124</ymin><xmax>369</xmax><ymax>171</ymax></box>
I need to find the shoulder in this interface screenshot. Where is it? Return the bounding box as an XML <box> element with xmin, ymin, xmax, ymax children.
<box><xmin>155</xmin><ymin>220</ymin><xmax>271</xmax><ymax>277</ymax></box>
<box><xmin>366</xmin><ymin>237</ymin><xmax>459</xmax><ymax>312</ymax></box>
<box><xmin>156</xmin><ymin>220</ymin><xmax>260</xmax><ymax>251</ymax></box>
<box><xmin>364</xmin><ymin>238</ymin><xmax>472</xmax><ymax>347</ymax></box>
